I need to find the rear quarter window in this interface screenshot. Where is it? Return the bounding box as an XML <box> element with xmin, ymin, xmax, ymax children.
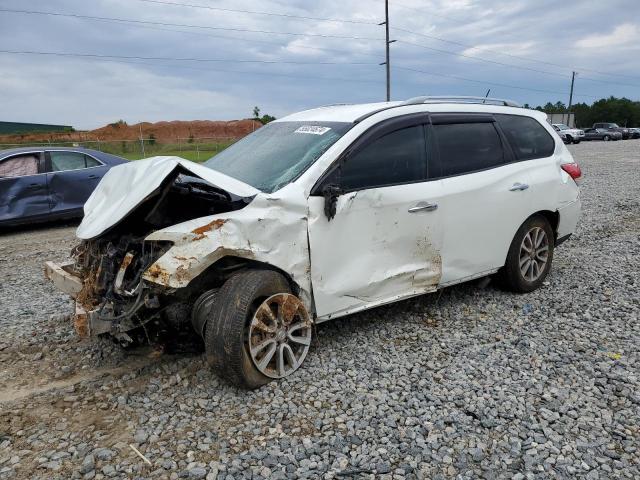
<box><xmin>431</xmin><ymin>122</ymin><xmax>504</xmax><ymax>178</ymax></box>
<box><xmin>495</xmin><ymin>114</ymin><xmax>555</xmax><ymax>160</ymax></box>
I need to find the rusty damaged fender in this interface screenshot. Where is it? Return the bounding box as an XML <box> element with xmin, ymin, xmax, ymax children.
<box><xmin>142</xmin><ymin>184</ymin><xmax>313</xmax><ymax>309</ymax></box>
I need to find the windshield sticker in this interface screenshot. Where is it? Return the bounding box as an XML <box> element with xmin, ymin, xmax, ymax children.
<box><xmin>295</xmin><ymin>125</ymin><xmax>331</xmax><ymax>135</ymax></box>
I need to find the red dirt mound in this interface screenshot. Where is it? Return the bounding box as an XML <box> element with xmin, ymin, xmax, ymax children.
<box><xmin>0</xmin><ymin>119</ymin><xmax>263</xmax><ymax>145</ymax></box>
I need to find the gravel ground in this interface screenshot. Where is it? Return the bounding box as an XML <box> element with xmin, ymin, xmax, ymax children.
<box><xmin>0</xmin><ymin>140</ymin><xmax>638</xmax><ymax>479</ymax></box>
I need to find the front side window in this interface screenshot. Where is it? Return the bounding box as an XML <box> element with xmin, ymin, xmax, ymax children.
<box><xmin>0</xmin><ymin>154</ymin><xmax>40</xmax><ymax>178</ymax></box>
<box><xmin>432</xmin><ymin>122</ymin><xmax>504</xmax><ymax>177</ymax></box>
<box><xmin>50</xmin><ymin>151</ymin><xmax>89</xmax><ymax>171</ymax></box>
<box><xmin>496</xmin><ymin>114</ymin><xmax>555</xmax><ymax>160</ymax></box>
<box><xmin>204</xmin><ymin>121</ymin><xmax>351</xmax><ymax>193</ymax></box>
<box><xmin>339</xmin><ymin>125</ymin><xmax>427</xmax><ymax>191</ymax></box>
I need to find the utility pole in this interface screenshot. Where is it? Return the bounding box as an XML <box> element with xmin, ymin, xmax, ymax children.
<box><xmin>567</xmin><ymin>71</ymin><xmax>576</xmax><ymax>126</ymax></box>
<box><xmin>379</xmin><ymin>0</ymin><xmax>395</xmax><ymax>101</ymax></box>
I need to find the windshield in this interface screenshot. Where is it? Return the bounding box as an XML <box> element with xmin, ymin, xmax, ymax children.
<box><xmin>204</xmin><ymin>121</ymin><xmax>352</xmax><ymax>193</ymax></box>
<box><xmin>555</xmin><ymin>124</ymin><xmax>570</xmax><ymax>130</ymax></box>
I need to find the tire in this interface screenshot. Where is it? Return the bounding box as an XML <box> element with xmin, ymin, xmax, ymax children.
<box><xmin>202</xmin><ymin>270</ymin><xmax>301</xmax><ymax>389</ymax></box>
<box><xmin>498</xmin><ymin>215</ymin><xmax>555</xmax><ymax>293</ymax></box>
<box><xmin>603</xmin><ymin>135</ymin><xmax>610</xmax><ymax>141</ymax></box>
<box><xmin>573</xmin><ymin>140</ymin><xmax>581</xmax><ymax>144</ymax></box>
<box><xmin>565</xmin><ymin>135</ymin><xmax>573</xmax><ymax>144</ymax></box>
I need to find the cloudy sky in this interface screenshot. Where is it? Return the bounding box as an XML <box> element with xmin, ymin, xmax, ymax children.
<box><xmin>1</xmin><ymin>0</ymin><xmax>639</xmax><ymax>129</ymax></box>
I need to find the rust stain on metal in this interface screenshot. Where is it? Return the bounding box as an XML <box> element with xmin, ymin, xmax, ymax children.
<box><xmin>74</xmin><ymin>304</ymin><xmax>89</xmax><ymax>338</ymax></box>
<box><xmin>191</xmin><ymin>219</ymin><xmax>227</xmax><ymax>240</ymax></box>
<box><xmin>146</xmin><ymin>263</ymin><xmax>170</xmax><ymax>284</ymax></box>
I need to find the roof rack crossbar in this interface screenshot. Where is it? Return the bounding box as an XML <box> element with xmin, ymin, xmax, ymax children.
<box><xmin>402</xmin><ymin>95</ymin><xmax>521</xmax><ymax>107</ymax></box>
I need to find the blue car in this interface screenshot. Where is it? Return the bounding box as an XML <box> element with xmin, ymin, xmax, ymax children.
<box><xmin>0</xmin><ymin>147</ymin><xmax>127</xmax><ymax>227</ymax></box>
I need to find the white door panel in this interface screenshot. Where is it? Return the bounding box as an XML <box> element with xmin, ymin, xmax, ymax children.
<box><xmin>308</xmin><ymin>182</ymin><xmax>443</xmax><ymax>319</ymax></box>
<box><xmin>438</xmin><ymin>163</ymin><xmax>533</xmax><ymax>284</ymax></box>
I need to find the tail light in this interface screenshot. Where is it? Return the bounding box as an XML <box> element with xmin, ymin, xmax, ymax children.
<box><xmin>561</xmin><ymin>163</ymin><xmax>582</xmax><ymax>183</ymax></box>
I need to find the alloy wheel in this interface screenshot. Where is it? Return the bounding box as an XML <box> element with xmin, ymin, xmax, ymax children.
<box><xmin>248</xmin><ymin>293</ymin><xmax>312</xmax><ymax>379</ymax></box>
<box><xmin>519</xmin><ymin>227</ymin><xmax>549</xmax><ymax>282</ymax></box>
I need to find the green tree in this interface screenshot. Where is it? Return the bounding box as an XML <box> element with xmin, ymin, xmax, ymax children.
<box><xmin>253</xmin><ymin>106</ymin><xmax>261</xmax><ymax>119</ymax></box>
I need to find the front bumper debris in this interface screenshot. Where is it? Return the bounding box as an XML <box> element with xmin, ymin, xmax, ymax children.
<box><xmin>45</xmin><ymin>261</ymin><xmax>117</xmax><ymax>338</ymax></box>
<box><xmin>44</xmin><ymin>261</ymin><xmax>83</xmax><ymax>298</ymax></box>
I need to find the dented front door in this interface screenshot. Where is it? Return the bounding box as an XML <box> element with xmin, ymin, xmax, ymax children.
<box><xmin>307</xmin><ymin>182</ymin><xmax>443</xmax><ymax>320</ymax></box>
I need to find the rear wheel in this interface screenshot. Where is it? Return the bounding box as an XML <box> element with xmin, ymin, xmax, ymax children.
<box><xmin>498</xmin><ymin>215</ymin><xmax>554</xmax><ymax>293</ymax></box>
<box><xmin>565</xmin><ymin>134</ymin><xmax>573</xmax><ymax>144</ymax></box>
<box><xmin>202</xmin><ymin>270</ymin><xmax>312</xmax><ymax>389</ymax></box>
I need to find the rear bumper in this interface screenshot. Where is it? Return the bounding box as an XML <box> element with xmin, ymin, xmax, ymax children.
<box><xmin>557</xmin><ymin>197</ymin><xmax>581</xmax><ymax>239</ymax></box>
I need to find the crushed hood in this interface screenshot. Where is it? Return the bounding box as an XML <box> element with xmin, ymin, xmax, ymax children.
<box><xmin>76</xmin><ymin>156</ymin><xmax>259</xmax><ymax>240</ymax></box>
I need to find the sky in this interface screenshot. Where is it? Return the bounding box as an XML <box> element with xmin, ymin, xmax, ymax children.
<box><xmin>0</xmin><ymin>0</ymin><xmax>639</xmax><ymax>129</ymax></box>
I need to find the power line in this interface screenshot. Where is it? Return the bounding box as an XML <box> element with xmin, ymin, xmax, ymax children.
<box><xmin>0</xmin><ymin>49</ymin><xmax>379</xmax><ymax>66</ymax></box>
<box><xmin>132</xmin><ymin>0</ymin><xmax>379</xmax><ymax>25</ymax></box>
<box><xmin>397</xmin><ymin>39</ymin><xmax>640</xmax><ymax>88</ymax></box>
<box><xmin>395</xmin><ymin>65</ymin><xmax>601</xmax><ymax>98</ymax></box>
<box><xmin>0</xmin><ymin>8</ymin><xmax>382</xmax><ymax>60</ymax></box>
<box><xmin>0</xmin><ymin>8</ymin><xmax>384</xmax><ymax>41</ymax></box>
<box><xmin>390</xmin><ymin>1</ymin><xmax>467</xmax><ymax>24</ymax></box>
<box><xmin>392</xmin><ymin>26</ymin><xmax>640</xmax><ymax>82</ymax></box>
<box><xmin>397</xmin><ymin>39</ymin><xmax>572</xmax><ymax>79</ymax></box>
<box><xmin>8</xmin><ymin>54</ymin><xmax>385</xmax><ymax>84</ymax></box>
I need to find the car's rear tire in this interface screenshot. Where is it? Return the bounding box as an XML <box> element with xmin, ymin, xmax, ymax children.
<box><xmin>202</xmin><ymin>270</ymin><xmax>312</xmax><ymax>389</ymax></box>
<box><xmin>498</xmin><ymin>215</ymin><xmax>555</xmax><ymax>293</ymax></box>
<box><xmin>565</xmin><ymin>135</ymin><xmax>573</xmax><ymax>144</ymax></box>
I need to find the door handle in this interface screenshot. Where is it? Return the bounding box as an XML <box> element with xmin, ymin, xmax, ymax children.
<box><xmin>408</xmin><ymin>202</ymin><xmax>438</xmax><ymax>213</ymax></box>
<box><xmin>28</xmin><ymin>183</ymin><xmax>41</xmax><ymax>189</ymax></box>
<box><xmin>509</xmin><ymin>182</ymin><xmax>529</xmax><ymax>191</ymax></box>
<box><xmin>88</xmin><ymin>174</ymin><xmax>99</xmax><ymax>179</ymax></box>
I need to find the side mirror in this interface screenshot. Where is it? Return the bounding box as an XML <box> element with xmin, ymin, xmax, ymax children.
<box><xmin>321</xmin><ymin>183</ymin><xmax>342</xmax><ymax>221</ymax></box>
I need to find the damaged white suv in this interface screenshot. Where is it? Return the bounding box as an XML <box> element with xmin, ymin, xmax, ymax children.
<box><xmin>46</xmin><ymin>96</ymin><xmax>582</xmax><ymax>389</ymax></box>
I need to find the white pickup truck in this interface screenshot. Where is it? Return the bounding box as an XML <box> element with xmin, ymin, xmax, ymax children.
<box><xmin>552</xmin><ymin>124</ymin><xmax>585</xmax><ymax>144</ymax></box>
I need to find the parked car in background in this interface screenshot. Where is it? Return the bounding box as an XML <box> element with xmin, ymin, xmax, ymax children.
<box><xmin>552</xmin><ymin>124</ymin><xmax>584</xmax><ymax>144</ymax></box>
<box><xmin>0</xmin><ymin>147</ymin><xmax>127</xmax><ymax>227</ymax></box>
<box><xmin>592</xmin><ymin>122</ymin><xmax>631</xmax><ymax>139</ymax></box>
<box><xmin>628</xmin><ymin>127</ymin><xmax>640</xmax><ymax>139</ymax></box>
<box><xmin>45</xmin><ymin>96</ymin><xmax>582</xmax><ymax>389</ymax></box>
<box><xmin>582</xmin><ymin>128</ymin><xmax>623</xmax><ymax>141</ymax></box>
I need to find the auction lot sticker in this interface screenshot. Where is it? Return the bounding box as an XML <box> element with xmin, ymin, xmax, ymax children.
<box><xmin>295</xmin><ymin>126</ymin><xmax>331</xmax><ymax>135</ymax></box>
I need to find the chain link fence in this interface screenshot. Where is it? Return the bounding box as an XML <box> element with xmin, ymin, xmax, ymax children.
<box><xmin>0</xmin><ymin>136</ymin><xmax>239</xmax><ymax>163</ymax></box>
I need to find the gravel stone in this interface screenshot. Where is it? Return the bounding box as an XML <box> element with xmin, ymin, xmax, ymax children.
<box><xmin>0</xmin><ymin>142</ymin><xmax>638</xmax><ymax>479</ymax></box>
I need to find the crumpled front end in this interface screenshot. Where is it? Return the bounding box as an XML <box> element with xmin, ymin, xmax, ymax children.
<box><xmin>44</xmin><ymin>156</ymin><xmax>312</xmax><ymax>345</ymax></box>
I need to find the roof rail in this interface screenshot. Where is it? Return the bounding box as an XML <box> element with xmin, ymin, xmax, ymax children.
<box><xmin>402</xmin><ymin>95</ymin><xmax>521</xmax><ymax>107</ymax></box>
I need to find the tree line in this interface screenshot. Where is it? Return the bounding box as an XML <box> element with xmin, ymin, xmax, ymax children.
<box><xmin>524</xmin><ymin>96</ymin><xmax>640</xmax><ymax>128</ymax></box>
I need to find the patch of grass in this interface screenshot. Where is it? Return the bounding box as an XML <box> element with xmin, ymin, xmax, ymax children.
<box><xmin>113</xmin><ymin>141</ymin><xmax>235</xmax><ymax>163</ymax></box>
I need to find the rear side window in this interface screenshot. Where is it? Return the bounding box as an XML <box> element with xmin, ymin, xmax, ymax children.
<box><xmin>339</xmin><ymin>125</ymin><xmax>426</xmax><ymax>191</ymax></box>
<box><xmin>431</xmin><ymin>122</ymin><xmax>504</xmax><ymax>178</ymax></box>
<box><xmin>49</xmin><ymin>152</ymin><xmax>101</xmax><ymax>171</ymax></box>
<box><xmin>85</xmin><ymin>156</ymin><xmax>101</xmax><ymax>168</ymax></box>
<box><xmin>496</xmin><ymin>114</ymin><xmax>555</xmax><ymax>160</ymax></box>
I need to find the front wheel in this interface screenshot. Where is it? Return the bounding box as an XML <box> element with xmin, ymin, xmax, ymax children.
<box><xmin>565</xmin><ymin>135</ymin><xmax>573</xmax><ymax>144</ymax></box>
<box><xmin>573</xmin><ymin>140</ymin><xmax>581</xmax><ymax>144</ymax></box>
<box><xmin>498</xmin><ymin>215</ymin><xmax>554</xmax><ymax>293</ymax></box>
<box><xmin>202</xmin><ymin>270</ymin><xmax>313</xmax><ymax>389</ymax></box>
<box><xmin>603</xmin><ymin>135</ymin><xmax>610</xmax><ymax>141</ymax></box>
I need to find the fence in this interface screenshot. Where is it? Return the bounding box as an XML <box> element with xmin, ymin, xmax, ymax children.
<box><xmin>0</xmin><ymin>136</ymin><xmax>240</xmax><ymax>163</ymax></box>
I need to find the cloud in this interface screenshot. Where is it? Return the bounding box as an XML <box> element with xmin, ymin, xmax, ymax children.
<box><xmin>576</xmin><ymin>24</ymin><xmax>640</xmax><ymax>48</ymax></box>
<box><xmin>0</xmin><ymin>0</ymin><xmax>638</xmax><ymax>128</ymax></box>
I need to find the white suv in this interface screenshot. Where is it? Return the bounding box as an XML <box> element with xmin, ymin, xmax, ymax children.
<box><xmin>552</xmin><ymin>123</ymin><xmax>585</xmax><ymax>144</ymax></box>
<box><xmin>46</xmin><ymin>96</ymin><xmax>582</xmax><ymax>388</ymax></box>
